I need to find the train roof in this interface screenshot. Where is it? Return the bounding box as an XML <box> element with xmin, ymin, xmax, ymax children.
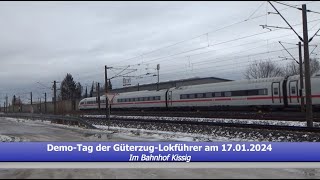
<box><xmin>175</xmin><ymin>76</ymin><xmax>286</xmax><ymax>90</ymax></box>
<box><xmin>115</xmin><ymin>89</ymin><xmax>167</xmax><ymax>96</ymax></box>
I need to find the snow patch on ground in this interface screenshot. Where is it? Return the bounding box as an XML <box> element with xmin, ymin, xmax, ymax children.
<box><xmin>3</xmin><ymin>116</ymin><xmax>318</xmax><ymax>142</ymax></box>
<box><xmin>0</xmin><ymin>135</ymin><xmax>25</xmax><ymax>142</ymax></box>
<box><xmin>94</xmin><ymin>125</ymin><xmax>256</xmax><ymax>142</ymax></box>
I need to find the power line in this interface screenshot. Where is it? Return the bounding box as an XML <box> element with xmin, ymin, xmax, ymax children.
<box><xmin>246</xmin><ymin>2</ymin><xmax>266</xmax><ymax>20</ymax></box>
<box><xmin>273</xmin><ymin>1</ymin><xmax>301</xmax><ymax>10</ymax></box>
<box><xmin>158</xmin><ymin>47</ymin><xmax>297</xmax><ymax>75</ymax></box>
<box><xmin>307</xmin><ymin>9</ymin><xmax>320</xmax><ymax>15</ymax></box>
<box><xmin>268</xmin><ymin>1</ymin><xmax>303</xmax><ymax>41</ymax></box>
<box><xmin>109</xmin><ymin>1</ymin><xmax>316</xmax><ymax>67</ymax></box>
<box><xmin>118</xmin><ymin>18</ymin><xmax>320</xmax><ymax>67</ymax></box>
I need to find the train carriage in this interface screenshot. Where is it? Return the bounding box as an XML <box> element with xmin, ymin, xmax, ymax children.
<box><xmin>167</xmin><ymin>77</ymin><xmax>285</xmax><ymax>110</ymax></box>
<box><xmin>111</xmin><ymin>90</ymin><xmax>167</xmax><ymax>109</ymax></box>
<box><xmin>286</xmin><ymin>75</ymin><xmax>320</xmax><ymax>108</ymax></box>
<box><xmin>79</xmin><ymin>74</ymin><xmax>320</xmax><ymax>112</ymax></box>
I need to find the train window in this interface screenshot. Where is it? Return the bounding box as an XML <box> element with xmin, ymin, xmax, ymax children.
<box><xmin>291</xmin><ymin>87</ymin><xmax>296</xmax><ymax>94</ymax></box>
<box><xmin>274</xmin><ymin>88</ymin><xmax>279</xmax><ymax>95</ymax></box>
<box><xmin>258</xmin><ymin>89</ymin><xmax>268</xmax><ymax>95</ymax></box>
<box><xmin>224</xmin><ymin>92</ymin><xmax>231</xmax><ymax>97</ymax></box>
<box><xmin>156</xmin><ymin>96</ymin><xmax>160</xmax><ymax>100</ymax></box>
<box><xmin>215</xmin><ymin>92</ymin><xmax>221</xmax><ymax>97</ymax></box>
<box><xmin>189</xmin><ymin>94</ymin><xmax>195</xmax><ymax>99</ymax></box>
<box><xmin>202</xmin><ymin>93</ymin><xmax>206</xmax><ymax>98</ymax></box>
<box><xmin>197</xmin><ymin>93</ymin><xmax>203</xmax><ymax>98</ymax></box>
<box><xmin>231</xmin><ymin>90</ymin><xmax>246</xmax><ymax>96</ymax></box>
<box><xmin>248</xmin><ymin>90</ymin><xmax>259</xmax><ymax>96</ymax></box>
<box><xmin>186</xmin><ymin>94</ymin><xmax>190</xmax><ymax>99</ymax></box>
<box><xmin>180</xmin><ymin>94</ymin><xmax>187</xmax><ymax>99</ymax></box>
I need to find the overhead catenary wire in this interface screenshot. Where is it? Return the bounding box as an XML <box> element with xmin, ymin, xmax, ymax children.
<box><xmin>3</xmin><ymin>1</ymin><xmax>320</xmax><ymax>95</ymax></box>
<box><xmin>109</xmin><ymin>1</ymin><xmax>316</xmax><ymax>67</ymax></box>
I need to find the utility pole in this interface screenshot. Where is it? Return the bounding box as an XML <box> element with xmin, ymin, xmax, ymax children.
<box><xmin>5</xmin><ymin>95</ymin><xmax>7</xmax><ymax>113</ymax></box>
<box><xmin>19</xmin><ymin>96</ymin><xmax>22</xmax><ymax>112</ymax></box>
<box><xmin>105</xmin><ymin>65</ymin><xmax>110</xmax><ymax>125</ymax></box>
<box><xmin>157</xmin><ymin>64</ymin><xmax>160</xmax><ymax>91</ymax></box>
<box><xmin>53</xmin><ymin>80</ymin><xmax>57</xmax><ymax>115</ymax></box>
<box><xmin>3</xmin><ymin>102</ymin><xmax>5</xmax><ymax>113</ymax></box>
<box><xmin>30</xmin><ymin>92</ymin><xmax>32</xmax><ymax>105</ymax></box>
<box><xmin>268</xmin><ymin>2</ymin><xmax>314</xmax><ymax>127</ymax></box>
<box><xmin>97</xmin><ymin>82</ymin><xmax>100</xmax><ymax>110</ymax></box>
<box><xmin>298</xmin><ymin>42</ymin><xmax>305</xmax><ymax>112</ymax></box>
<box><xmin>13</xmin><ymin>95</ymin><xmax>15</xmax><ymax>112</ymax></box>
<box><xmin>302</xmin><ymin>4</ymin><xmax>313</xmax><ymax>127</ymax></box>
<box><xmin>279</xmin><ymin>41</ymin><xmax>305</xmax><ymax>112</ymax></box>
<box><xmin>44</xmin><ymin>92</ymin><xmax>47</xmax><ymax>113</ymax></box>
<box><xmin>39</xmin><ymin>97</ymin><xmax>42</xmax><ymax>113</ymax></box>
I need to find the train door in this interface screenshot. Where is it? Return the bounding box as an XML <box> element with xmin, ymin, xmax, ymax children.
<box><xmin>166</xmin><ymin>90</ymin><xmax>173</xmax><ymax>108</ymax></box>
<box><xmin>288</xmin><ymin>80</ymin><xmax>299</xmax><ymax>104</ymax></box>
<box><xmin>271</xmin><ymin>82</ymin><xmax>281</xmax><ymax>104</ymax></box>
<box><xmin>168</xmin><ymin>90</ymin><xmax>173</xmax><ymax>106</ymax></box>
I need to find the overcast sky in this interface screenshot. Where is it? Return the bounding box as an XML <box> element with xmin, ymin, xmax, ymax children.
<box><xmin>0</xmin><ymin>1</ymin><xmax>320</xmax><ymax>104</ymax></box>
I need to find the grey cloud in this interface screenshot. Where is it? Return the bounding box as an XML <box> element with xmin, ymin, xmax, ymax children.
<box><xmin>0</xmin><ymin>1</ymin><xmax>319</xmax><ymax>103</ymax></box>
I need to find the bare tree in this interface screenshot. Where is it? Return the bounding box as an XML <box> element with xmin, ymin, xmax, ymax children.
<box><xmin>284</xmin><ymin>61</ymin><xmax>300</xmax><ymax>77</ymax></box>
<box><xmin>285</xmin><ymin>58</ymin><xmax>320</xmax><ymax>76</ymax></box>
<box><xmin>244</xmin><ymin>60</ymin><xmax>285</xmax><ymax>79</ymax></box>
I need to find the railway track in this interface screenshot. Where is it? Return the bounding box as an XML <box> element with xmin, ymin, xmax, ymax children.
<box><xmin>82</xmin><ymin>115</ymin><xmax>320</xmax><ymax>133</ymax></box>
<box><xmin>74</xmin><ymin>110</ymin><xmax>320</xmax><ymax>122</ymax></box>
<box><xmin>2</xmin><ymin>112</ymin><xmax>320</xmax><ymax>134</ymax></box>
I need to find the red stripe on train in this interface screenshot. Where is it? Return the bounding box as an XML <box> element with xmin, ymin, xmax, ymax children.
<box><xmin>80</xmin><ymin>95</ymin><xmax>320</xmax><ymax>107</ymax></box>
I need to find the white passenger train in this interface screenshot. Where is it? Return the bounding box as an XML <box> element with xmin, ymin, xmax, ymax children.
<box><xmin>78</xmin><ymin>75</ymin><xmax>320</xmax><ymax>111</ymax></box>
